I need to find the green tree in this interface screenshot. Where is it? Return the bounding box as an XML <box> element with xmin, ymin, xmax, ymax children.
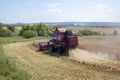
<box><xmin>7</xmin><ymin>26</ymin><xmax>15</xmax><ymax>32</ymax></box>
<box><xmin>0</xmin><ymin>23</ymin><xmax>3</xmax><ymax>35</ymax></box>
<box><xmin>33</xmin><ymin>23</ymin><xmax>47</xmax><ymax>36</ymax></box>
<box><xmin>23</xmin><ymin>30</ymin><xmax>37</xmax><ymax>38</ymax></box>
<box><xmin>19</xmin><ymin>25</ymin><xmax>30</xmax><ymax>36</ymax></box>
<box><xmin>77</xmin><ymin>29</ymin><xmax>101</xmax><ymax>36</ymax></box>
<box><xmin>0</xmin><ymin>23</ymin><xmax>3</xmax><ymax>31</ymax></box>
<box><xmin>0</xmin><ymin>29</ymin><xmax>13</xmax><ymax>37</ymax></box>
<box><xmin>19</xmin><ymin>23</ymin><xmax>54</xmax><ymax>37</ymax></box>
<box><xmin>22</xmin><ymin>25</ymin><xmax>30</xmax><ymax>31</ymax></box>
<box><xmin>0</xmin><ymin>23</ymin><xmax>13</xmax><ymax>37</ymax></box>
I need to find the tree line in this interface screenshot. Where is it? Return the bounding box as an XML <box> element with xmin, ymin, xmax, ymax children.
<box><xmin>19</xmin><ymin>23</ymin><xmax>55</xmax><ymax>38</ymax></box>
<box><xmin>0</xmin><ymin>23</ymin><xmax>14</xmax><ymax>37</ymax></box>
<box><xmin>0</xmin><ymin>23</ymin><xmax>55</xmax><ymax>38</ymax></box>
<box><xmin>0</xmin><ymin>22</ymin><xmax>112</xmax><ymax>38</ymax></box>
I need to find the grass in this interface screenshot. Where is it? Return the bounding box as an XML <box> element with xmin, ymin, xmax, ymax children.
<box><xmin>0</xmin><ymin>34</ymin><xmax>120</xmax><ymax>80</ymax></box>
<box><xmin>0</xmin><ymin>37</ymin><xmax>36</xmax><ymax>80</ymax></box>
<box><xmin>0</xmin><ymin>36</ymin><xmax>51</xmax><ymax>80</ymax></box>
<box><xmin>0</xmin><ymin>44</ymin><xmax>28</xmax><ymax>80</ymax></box>
<box><xmin>0</xmin><ymin>36</ymin><xmax>52</xmax><ymax>45</ymax></box>
<box><xmin>0</xmin><ymin>37</ymin><xmax>40</xmax><ymax>44</ymax></box>
<box><xmin>3</xmin><ymin>40</ymin><xmax>120</xmax><ymax>80</ymax></box>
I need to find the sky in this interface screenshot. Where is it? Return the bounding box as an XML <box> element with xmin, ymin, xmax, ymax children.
<box><xmin>0</xmin><ymin>0</ymin><xmax>120</xmax><ymax>23</ymax></box>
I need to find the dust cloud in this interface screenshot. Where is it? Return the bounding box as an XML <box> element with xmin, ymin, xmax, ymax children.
<box><xmin>69</xmin><ymin>48</ymin><xmax>119</xmax><ymax>63</ymax></box>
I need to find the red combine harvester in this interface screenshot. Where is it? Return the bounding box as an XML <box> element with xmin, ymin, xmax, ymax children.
<box><xmin>39</xmin><ymin>28</ymin><xmax>78</xmax><ymax>56</ymax></box>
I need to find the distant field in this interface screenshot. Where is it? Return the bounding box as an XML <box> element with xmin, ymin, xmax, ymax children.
<box><xmin>68</xmin><ymin>26</ymin><xmax>120</xmax><ymax>35</ymax></box>
<box><xmin>78</xmin><ymin>36</ymin><xmax>120</xmax><ymax>61</ymax></box>
<box><xmin>15</xmin><ymin>26</ymin><xmax>22</xmax><ymax>30</ymax></box>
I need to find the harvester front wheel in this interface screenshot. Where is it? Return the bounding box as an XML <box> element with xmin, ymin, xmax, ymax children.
<box><xmin>65</xmin><ymin>48</ymin><xmax>69</xmax><ymax>56</ymax></box>
<box><xmin>57</xmin><ymin>47</ymin><xmax>64</xmax><ymax>55</ymax></box>
<box><xmin>50</xmin><ymin>45</ymin><xmax>57</xmax><ymax>52</ymax></box>
<box><xmin>58</xmin><ymin>47</ymin><xmax>69</xmax><ymax>56</ymax></box>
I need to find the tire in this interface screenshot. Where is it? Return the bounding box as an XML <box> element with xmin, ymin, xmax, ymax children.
<box><xmin>65</xmin><ymin>48</ymin><xmax>69</xmax><ymax>56</ymax></box>
<box><xmin>57</xmin><ymin>47</ymin><xmax>63</xmax><ymax>55</ymax></box>
<box><xmin>50</xmin><ymin>45</ymin><xmax>57</xmax><ymax>52</ymax></box>
<box><xmin>58</xmin><ymin>47</ymin><xmax>69</xmax><ymax>56</ymax></box>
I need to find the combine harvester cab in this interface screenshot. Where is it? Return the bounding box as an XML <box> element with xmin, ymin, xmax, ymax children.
<box><xmin>39</xmin><ymin>28</ymin><xmax>78</xmax><ymax>56</ymax></box>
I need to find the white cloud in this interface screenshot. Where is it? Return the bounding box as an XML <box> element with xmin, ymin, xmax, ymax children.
<box><xmin>18</xmin><ymin>13</ymin><xmax>42</xmax><ymax>22</ymax></box>
<box><xmin>47</xmin><ymin>8</ymin><xmax>62</xmax><ymax>14</ymax></box>
<box><xmin>93</xmin><ymin>4</ymin><xmax>110</xmax><ymax>10</ymax></box>
<box><xmin>67</xmin><ymin>3</ymin><xmax>113</xmax><ymax>22</ymax></box>
<box><xmin>46</xmin><ymin>3</ymin><xmax>62</xmax><ymax>15</ymax></box>
<box><xmin>32</xmin><ymin>13</ymin><xmax>40</xmax><ymax>16</ymax></box>
<box><xmin>48</xmin><ymin>3</ymin><xmax>61</xmax><ymax>8</ymax></box>
<box><xmin>92</xmin><ymin>3</ymin><xmax>112</xmax><ymax>15</ymax></box>
<box><xmin>82</xmin><ymin>3</ymin><xmax>113</xmax><ymax>21</ymax></box>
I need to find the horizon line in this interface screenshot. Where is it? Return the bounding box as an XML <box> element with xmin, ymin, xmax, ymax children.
<box><xmin>2</xmin><ymin>21</ymin><xmax>120</xmax><ymax>24</ymax></box>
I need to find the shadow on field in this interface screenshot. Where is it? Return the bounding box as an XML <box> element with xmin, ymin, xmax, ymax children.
<box><xmin>41</xmin><ymin>51</ymin><xmax>60</xmax><ymax>57</ymax></box>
